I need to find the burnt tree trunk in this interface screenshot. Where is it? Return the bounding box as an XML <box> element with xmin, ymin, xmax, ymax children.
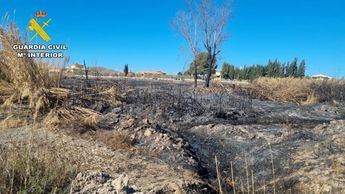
<box><xmin>194</xmin><ymin>62</ymin><xmax>198</xmax><ymax>88</ymax></box>
<box><xmin>205</xmin><ymin>53</ymin><xmax>215</xmax><ymax>88</ymax></box>
<box><xmin>83</xmin><ymin>60</ymin><xmax>89</xmax><ymax>80</ymax></box>
<box><xmin>83</xmin><ymin>60</ymin><xmax>91</xmax><ymax>89</ymax></box>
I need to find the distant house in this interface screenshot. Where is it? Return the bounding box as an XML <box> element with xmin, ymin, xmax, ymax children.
<box><xmin>137</xmin><ymin>71</ymin><xmax>167</xmax><ymax>78</ymax></box>
<box><xmin>68</xmin><ymin>63</ymin><xmax>84</xmax><ymax>74</ymax></box>
<box><xmin>214</xmin><ymin>71</ymin><xmax>222</xmax><ymax>80</ymax></box>
<box><xmin>70</xmin><ymin>63</ymin><xmax>84</xmax><ymax>70</ymax></box>
<box><xmin>311</xmin><ymin>74</ymin><xmax>332</xmax><ymax>81</ymax></box>
<box><xmin>127</xmin><ymin>71</ymin><xmax>136</xmax><ymax>77</ymax></box>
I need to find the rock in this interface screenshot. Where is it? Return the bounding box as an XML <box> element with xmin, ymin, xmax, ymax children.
<box><xmin>71</xmin><ymin>171</ymin><xmax>138</xmax><ymax>194</ymax></box>
<box><xmin>113</xmin><ymin>174</ymin><xmax>129</xmax><ymax>194</ymax></box>
<box><xmin>112</xmin><ymin>107</ymin><xmax>122</xmax><ymax>114</ymax></box>
<box><xmin>320</xmin><ymin>105</ymin><xmax>329</xmax><ymax>112</ymax></box>
<box><xmin>142</xmin><ymin>118</ymin><xmax>150</xmax><ymax>124</ymax></box>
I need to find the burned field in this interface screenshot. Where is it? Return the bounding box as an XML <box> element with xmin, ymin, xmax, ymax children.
<box><xmin>1</xmin><ymin>76</ymin><xmax>344</xmax><ymax>193</ymax></box>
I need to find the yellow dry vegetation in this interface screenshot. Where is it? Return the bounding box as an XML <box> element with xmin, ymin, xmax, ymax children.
<box><xmin>251</xmin><ymin>77</ymin><xmax>345</xmax><ymax>104</ymax></box>
<box><xmin>251</xmin><ymin>77</ymin><xmax>315</xmax><ymax>104</ymax></box>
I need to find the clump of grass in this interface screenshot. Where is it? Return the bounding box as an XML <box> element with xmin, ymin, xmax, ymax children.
<box><xmin>215</xmin><ymin>155</ymin><xmax>224</xmax><ymax>194</ymax></box>
<box><xmin>0</xmin><ymin>143</ymin><xmax>78</xmax><ymax>194</ymax></box>
<box><xmin>0</xmin><ymin>22</ymin><xmax>117</xmax><ymax>130</ymax></box>
<box><xmin>230</xmin><ymin>161</ymin><xmax>236</xmax><ymax>194</ymax></box>
<box><xmin>0</xmin><ymin>24</ymin><xmax>51</xmax><ymax>92</ymax></box>
<box><xmin>250</xmin><ymin>77</ymin><xmax>345</xmax><ymax>104</ymax></box>
<box><xmin>44</xmin><ymin>106</ymin><xmax>100</xmax><ymax>132</ymax></box>
<box><xmin>30</xmin><ymin>88</ymin><xmax>71</xmax><ymax>120</ymax></box>
<box><xmin>97</xmin><ymin>131</ymin><xmax>135</xmax><ymax>150</ymax></box>
<box><xmin>0</xmin><ymin>115</ymin><xmax>27</xmax><ymax>128</ymax></box>
<box><xmin>311</xmin><ymin>79</ymin><xmax>345</xmax><ymax>103</ymax></box>
<box><xmin>251</xmin><ymin>77</ymin><xmax>315</xmax><ymax>104</ymax></box>
<box><xmin>268</xmin><ymin>142</ymin><xmax>276</xmax><ymax>194</ymax></box>
<box><xmin>0</xmin><ymin>22</ymin><xmax>66</xmax><ymax>118</ymax></box>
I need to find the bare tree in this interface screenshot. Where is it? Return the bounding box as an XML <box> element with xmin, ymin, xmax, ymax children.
<box><xmin>199</xmin><ymin>0</ymin><xmax>230</xmax><ymax>87</ymax></box>
<box><xmin>173</xmin><ymin>1</ymin><xmax>200</xmax><ymax>88</ymax></box>
<box><xmin>174</xmin><ymin>0</ymin><xmax>230</xmax><ymax>88</ymax></box>
<box><xmin>83</xmin><ymin>60</ymin><xmax>89</xmax><ymax>80</ymax></box>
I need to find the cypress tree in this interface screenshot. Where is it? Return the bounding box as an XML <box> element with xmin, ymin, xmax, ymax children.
<box><xmin>298</xmin><ymin>60</ymin><xmax>306</xmax><ymax>78</ymax></box>
<box><xmin>288</xmin><ymin>58</ymin><xmax>298</xmax><ymax>77</ymax></box>
<box><xmin>221</xmin><ymin>63</ymin><xmax>230</xmax><ymax>79</ymax></box>
<box><xmin>124</xmin><ymin>64</ymin><xmax>129</xmax><ymax>76</ymax></box>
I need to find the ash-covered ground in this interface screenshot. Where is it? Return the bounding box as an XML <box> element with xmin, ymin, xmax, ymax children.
<box><xmin>1</xmin><ymin>77</ymin><xmax>344</xmax><ymax>193</ymax></box>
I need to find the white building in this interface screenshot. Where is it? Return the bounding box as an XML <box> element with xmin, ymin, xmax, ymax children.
<box><xmin>67</xmin><ymin>63</ymin><xmax>84</xmax><ymax>73</ymax></box>
<box><xmin>311</xmin><ymin>74</ymin><xmax>332</xmax><ymax>80</ymax></box>
<box><xmin>70</xmin><ymin>64</ymin><xmax>84</xmax><ymax>70</ymax></box>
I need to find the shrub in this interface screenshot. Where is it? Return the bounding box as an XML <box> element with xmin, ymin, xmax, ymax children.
<box><xmin>250</xmin><ymin>77</ymin><xmax>345</xmax><ymax>104</ymax></box>
<box><xmin>311</xmin><ymin>80</ymin><xmax>345</xmax><ymax>103</ymax></box>
<box><xmin>0</xmin><ymin>23</ymin><xmax>64</xmax><ymax>111</ymax></box>
<box><xmin>250</xmin><ymin>77</ymin><xmax>315</xmax><ymax>104</ymax></box>
<box><xmin>0</xmin><ymin>143</ymin><xmax>78</xmax><ymax>193</ymax></box>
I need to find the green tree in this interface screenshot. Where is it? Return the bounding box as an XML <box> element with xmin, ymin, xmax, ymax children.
<box><xmin>124</xmin><ymin>64</ymin><xmax>129</xmax><ymax>76</ymax></box>
<box><xmin>221</xmin><ymin>58</ymin><xmax>305</xmax><ymax>80</ymax></box>
<box><xmin>221</xmin><ymin>63</ymin><xmax>230</xmax><ymax>79</ymax></box>
<box><xmin>221</xmin><ymin>63</ymin><xmax>235</xmax><ymax>80</ymax></box>
<box><xmin>253</xmin><ymin>65</ymin><xmax>265</xmax><ymax>78</ymax></box>
<box><xmin>188</xmin><ymin>52</ymin><xmax>217</xmax><ymax>78</ymax></box>
<box><xmin>284</xmin><ymin>62</ymin><xmax>290</xmax><ymax>77</ymax></box>
<box><xmin>265</xmin><ymin>59</ymin><xmax>283</xmax><ymax>77</ymax></box>
<box><xmin>287</xmin><ymin>58</ymin><xmax>298</xmax><ymax>77</ymax></box>
<box><xmin>298</xmin><ymin>60</ymin><xmax>306</xmax><ymax>78</ymax></box>
<box><xmin>272</xmin><ymin>60</ymin><xmax>283</xmax><ymax>77</ymax></box>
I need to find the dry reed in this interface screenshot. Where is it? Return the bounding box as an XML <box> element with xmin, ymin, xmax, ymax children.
<box><xmin>250</xmin><ymin>77</ymin><xmax>345</xmax><ymax>104</ymax></box>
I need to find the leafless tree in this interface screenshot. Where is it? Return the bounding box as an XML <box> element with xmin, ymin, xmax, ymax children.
<box><xmin>199</xmin><ymin>0</ymin><xmax>230</xmax><ymax>87</ymax></box>
<box><xmin>83</xmin><ymin>60</ymin><xmax>89</xmax><ymax>80</ymax></box>
<box><xmin>174</xmin><ymin>0</ymin><xmax>230</xmax><ymax>88</ymax></box>
<box><xmin>173</xmin><ymin>1</ymin><xmax>200</xmax><ymax>88</ymax></box>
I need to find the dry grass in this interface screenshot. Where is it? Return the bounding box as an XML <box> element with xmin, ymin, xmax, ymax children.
<box><xmin>29</xmin><ymin>88</ymin><xmax>70</xmax><ymax>120</ymax></box>
<box><xmin>0</xmin><ymin>143</ymin><xmax>78</xmax><ymax>193</ymax></box>
<box><xmin>311</xmin><ymin>79</ymin><xmax>345</xmax><ymax>103</ymax></box>
<box><xmin>44</xmin><ymin>106</ymin><xmax>101</xmax><ymax>132</ymax></box>
<box><xmin>0</xmin><ymin>115</ymin><xmax>27</xmax><ymax>129</ymax></box>
<box><xmin>250</xmin><ymin>77</ymin><xmax>345</xmax><ymax>104</ymax></box>
<box><xmin>0</xmin><ymin>22</ymin><xmax>79</xmax><ymax>129</ymax></box>
<box><xmin>250</xmin><ymin>77</ymin><xmax>315</xmax><ymax>104</ymax></box>
<box><xmin>97</xmin><ymin>131</ymin><xmax>135</xmax><ymax>150</ymax></box>
<box><xmin>0</xmin><ymin>23</ymin><xmax>66</xmax><ymax>116</ymax></box>
<box><xmin>0</xmin><ymin>25</ymin><xmax>51</xmax><ymax>91</ymax></box>
<box><xmin>0</xmin><ymin>22</ymin><xmax>79</xmax><ymax>193</ymax></box>
<box><xmin>0</xmin><ymin>24</ymin><xmax>117</xmax><ymax>130</ymax></box>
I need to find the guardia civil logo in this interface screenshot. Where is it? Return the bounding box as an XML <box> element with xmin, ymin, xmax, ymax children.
<box><xmin>28</xmin><ymin>11</ymin><xmax>52</xmax><ymax>42</ymax></box>
<box><xmin>13</xmin><ymin>11</ymin><xmax>67</xmax><ymax>58</ymax></box>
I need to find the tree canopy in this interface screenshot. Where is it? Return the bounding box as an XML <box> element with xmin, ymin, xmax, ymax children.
<box><xmin>221</xmin><ymin>58</ymin><xmax>306</xmax><ymax>80</ymax></box>
<box><xmin>186</xmin><ymin>52</ymin><xmax>217</xmax><ymax>76</ymax></box>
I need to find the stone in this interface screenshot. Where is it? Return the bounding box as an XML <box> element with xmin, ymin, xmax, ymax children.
<box><xmin>71</xmin><ymin>171</ymin><xmax>137</xmax><ymax>194</ymax></box>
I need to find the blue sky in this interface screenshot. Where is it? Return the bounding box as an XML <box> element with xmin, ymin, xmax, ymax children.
<box><xmin>0</xmin><ymin>0</ymin><xmax>344</xmax><ymax>77</ymax></box>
